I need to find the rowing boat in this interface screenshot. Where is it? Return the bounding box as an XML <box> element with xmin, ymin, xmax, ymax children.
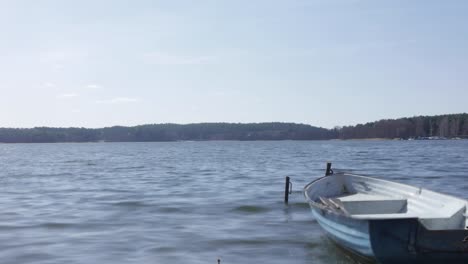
<box><xmin>303</xmin><ymin>164</ymin><xmax>468</xmax><ymax>264</ymax></box>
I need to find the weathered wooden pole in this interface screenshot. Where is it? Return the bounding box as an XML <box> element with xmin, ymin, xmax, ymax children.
<box><xmin>325</xmin><ymin>162</ymin><xmax>332</xmax><ymax>176</ymax></box>
<box><xmin>284</xmin><ymin>176</ymin><xmax>291</xmax><ymax>204</ymax></box>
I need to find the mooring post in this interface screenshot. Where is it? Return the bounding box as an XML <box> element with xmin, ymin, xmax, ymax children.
<box><xmin>325</xmin><ymin>162</ymin><xmax>332</xmax><ymax>176</ymax></box>
<box><xmin>284</xmin><ymin>176</ymin><xmax>291</xmax><ymax>204</ymax></box>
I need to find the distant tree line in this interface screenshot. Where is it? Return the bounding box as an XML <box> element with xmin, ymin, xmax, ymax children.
<box><xmin>337</xmin><ymin>113</ymin><xmax>468</xmax><ymax>139</ymax></box>
<box><xmin>0</xmin><ymin>114</ymin><xmax>466</xmax><ymax>143</ymax></box>
<box><xmin>0</xmin><ymin>123</ymin><xmax>335</xmax><ymax>143</ymax></box>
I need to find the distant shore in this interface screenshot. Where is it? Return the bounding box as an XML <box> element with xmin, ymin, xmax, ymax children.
<box><xmin>0</xmin><ymin>113</ymin><xmax>467</xmax><ymax>143</ymax></box>
<box><xmin>0</xmin><ymin>137</ymin><xmax>466</xmax><ymax>144</ymax></box>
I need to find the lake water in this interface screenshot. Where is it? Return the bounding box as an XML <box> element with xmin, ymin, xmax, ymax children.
<box><xmin>0</xmin><ymin>140</ymin><xmax>467</xmax><ymax>264</ymax></box>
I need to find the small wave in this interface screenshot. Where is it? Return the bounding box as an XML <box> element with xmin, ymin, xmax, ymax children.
<box><xmin>32</xmin><ymin>172</ymin><xmax>74</xmax><ymax>177</ymax></box>
<box><xmin>212</xmin><ymin>239</ymin><xmax>271</xmax><ymax>246</ymax></box>
<box><xmin>158</xmin><ymin>207</ymin><xmax>185</xmax><ymax>213</ymax></box>
<box><xmin>64</xmin><ymin>159</ymin><xmax>81</xmax><ymax>163</ymax></box>
<box><xmin>64</xmin><ymin>159</ymin><xmax>98</xmax><ymax>165</ymax></box>
<box><xmin>100</xmin><ymin>188</ymin><xmax>133</xmax><ymax>193</ymax></box>
<box><xmin>147</xmin><ymin>246</ymin><xmax>178</xmax><ymax>253</ymax></box>
<box><xmin>110</xmin><ymin>201</ymin><xmax>148</xmax><ymax>207</ymax></box>
<box><xmin>211</xmin><ymin>238</ymin><xmax>316</xmax><ymax>247</ymax></box>
<box><xmin>15</xmin><ymin>252</ymin><xmax>55</xmax><ymax>262</ymax></box>
<box><xmin>0</xmin><ymin>222</ymin><xmax>75</xmax><ymax>230</ymax></box>
<box><xmin>420</xmin><ymin>175</ymin><xmax>444</xmax><ymax>179</ymax></box>
<box><xmin>288</xmin><ymin>202</ymin><xmax>310</xmax><ymax>209</ymax></box>
<box><xmin>198</xmin><ymin>169</ymin><xmax>216</xmax><ymax>176</ymax></box>
<box><xmin>0</xmin><ymin>224</ymin><xmax>34</xmax><ymax>230</ymax></box>
<box><xmin>232</xmin><ymin>205</ymin><xmax>271</xmax><ymax>214</ymax></box>
<box><xmin>113</xmin><ymin>166</ymin><xmax>146</xmax><ymax>171</ymax></box>
<box><xmin>41</xmin><ymin>222</ymin><xmax>75</xmax><ymax>229</ymax></box>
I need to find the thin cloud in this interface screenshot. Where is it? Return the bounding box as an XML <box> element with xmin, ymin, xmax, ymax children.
<box><xmin>143</xmin><ymin>52</ymin><xmax>214</xmax><ymax>65</ymax></box>
<box><xmin>53</xmin><ymin>63</ymin><xmax>65</xmax><ymax>71</ymax></box>
<box><xmin>38</xmin><ymin>50</ymin><xmax>88</xmax><ymax>72</ymax></box>
<box><xmin>85</xmin><ymin>84</ymin><xmax>102</xmax><ymax>89</ymax></box>
<box><xmin>43</xmin><ymin>82</ymin><xmax>55</xmax><ymax>88</ymax></box>
<box><xmin>96</xmin><ymin>97</ymin><xmax>140</xmax><ymax>104</ymax></box>
<box><xmin>57</xmin><ymin>93</ymin><xmax>79</xmax><ymax>98</ymax></box>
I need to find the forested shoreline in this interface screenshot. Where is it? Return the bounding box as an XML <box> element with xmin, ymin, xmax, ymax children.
<box><xmin>0</xmin><ymin>113</ymin><xmax>467</xmax><ymax>143</ymax></box>
<box><xmin>0</xmin><ymin>123</ymin><xmax>335</xmax><ymax>143</ymax></box>
<box><xmin>337</xmin><ymin>113</ymin><xmax>468</xmax><ymax>139</ymax></box>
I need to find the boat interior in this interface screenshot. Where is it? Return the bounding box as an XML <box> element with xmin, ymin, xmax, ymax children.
<box><xmin>306</xmin><ymin>173</ymin><xmax>468</xmax><ymax>231</ymax></box>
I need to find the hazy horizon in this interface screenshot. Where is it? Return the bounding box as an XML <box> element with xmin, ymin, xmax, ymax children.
<box><xmin>1</xmin><ymin>1</ymin><xmax>467</xmax><ymax>129</ymax></box>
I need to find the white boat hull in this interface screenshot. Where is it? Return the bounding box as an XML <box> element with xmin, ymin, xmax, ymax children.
<box><xmin>304</xmin><ymin>172</ymin><xmax>468</xmax><ymax>264</ymax></box>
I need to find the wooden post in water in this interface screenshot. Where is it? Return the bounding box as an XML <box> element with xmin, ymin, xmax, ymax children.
<box><xmin>325</xmin><ymin>162</ymin><xmax>332</xmax><ymax>176</ymax></box>
<box><xmin>284</xmin><ymin>176</ymin><xmax>291</xmax><ymax>204</ymax></box>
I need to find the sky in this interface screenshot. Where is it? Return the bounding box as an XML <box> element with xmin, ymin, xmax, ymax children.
<box><xmin>0</xmin><ymin>0</ymin><xmax>467</xmax><ymax>129</ymax></box>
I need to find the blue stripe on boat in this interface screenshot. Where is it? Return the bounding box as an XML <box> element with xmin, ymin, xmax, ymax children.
<box><xmin>312</xmin><ymin>209</ymin><xmax>374</xmax><ymax>257</ymax></box>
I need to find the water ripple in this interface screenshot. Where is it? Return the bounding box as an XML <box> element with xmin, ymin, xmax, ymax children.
<box><xmin>0</xmin><ymin>140</ymin><xmax>466</xmax><ymax>264</ymax></box>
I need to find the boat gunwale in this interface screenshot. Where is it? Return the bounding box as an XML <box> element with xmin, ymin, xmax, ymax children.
<box><xmin>303</xmin><ymin>172</ymin><xmax>468</xmax><ymax>220</ymax></box>
<box><xmin>303</xmin><ymin>175</ymin><xmax>342</xmax><ymax>213</ymax></box>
